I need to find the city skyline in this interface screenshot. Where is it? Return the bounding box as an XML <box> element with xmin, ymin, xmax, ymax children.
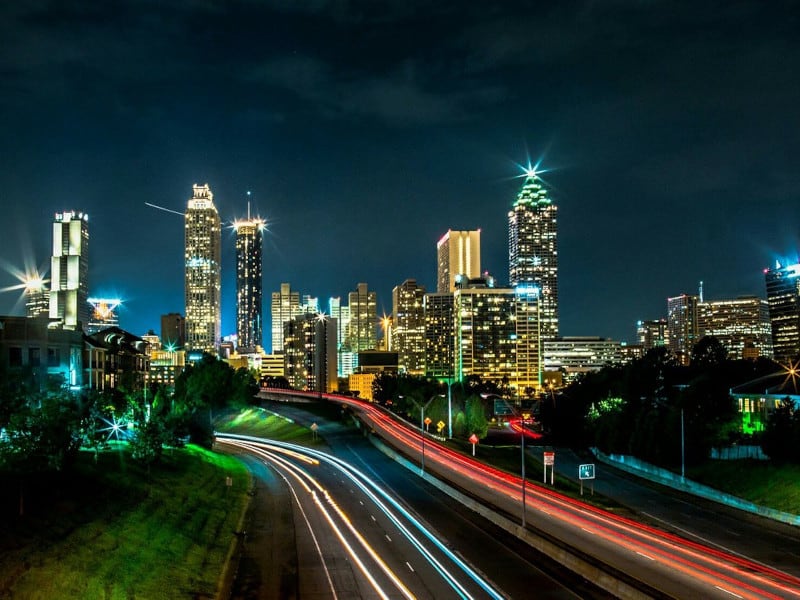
<box><xmin>1</xmin><ymin>2</ymin><xmax>799</xmax><ymax>344</ymax></box>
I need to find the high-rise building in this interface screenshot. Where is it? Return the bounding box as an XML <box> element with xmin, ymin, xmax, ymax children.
<box><xmin>636</xmin><ymin>318</ymin><xmax>669</xmax><ymax>351</ymax></box>
<box><xmin>508</xmin><ymin>170</ymin><xmax>558</xmax><ymax>341</ymax></box>
<box><xmin>283</xmin><ymin>313</ymin><xmax>337</xmax><ymax>392</ymax></box>
<box><xmin>424</xmin><ymin>292</ymin><xmax>455</xmax><ymax>379</ymax></box>
<box><xmin>437</xmin><ymin>230</ymin><xmax>481</xmax><ymax>293</ymax></box>
<box><xmin>161</xmin><ymin>313</ymin><xmax>186</xmax><ymax>349</ymax></box>
<box><xmin>24</xmin><ymin>275</ymin><xmax>50</xmax><ymax>318</ymax></box>
<box><xmin>667</xmin><ymin>293</ymin><xmax>699</xmax><ymax>365</ymax></box>
<box><xmin>49</xmin><ymin>210</ymin><xmax>89</xmax><ymax>330</ymax></box>
<box><xmin>86</xmin><ymin>298</ymin><xmax>121</xmax><ymax>334</ymax></box>
<box><xmin>765</xmin><ymin>261</ymin><xmax>800</xmax><ymax>363</ymax></box>
<box><xmin>345</xmin><ymin>283</ymin><xmax>377</xmax><ymax>357</ymax></box>
<box><xmin>392</xmin><ymin>279</ymin><xmax>426</xmax><ymax>375</ymax></box>
<box><xmin>329</xmin><ymin>296</ymin><xmax>351</xmax><ymax>377</ymax></box>
<box><xmin>544</xmin><ymin>337</ymin><xmax>623</xmax><ymax>385</ymax></box>
<box><xmin>453</xmin><ymin>280</ymin><xmax>541</xmax><ymax>394</ymax></box>
<box><xmin>184</xmin><ymin>184</ymin><xmax>221</xmax><ymax>354</ymax></box>
<box><xmin>271</xmin><ymin>283</ymin><xmax>299</xmax><ymax>354</ymax></box>
<box><xmin>697</xmin><ymin>297</ymin><xmax>773</xmax><ymax>360</ymax></box>
<box><xmin>234</xmin><ymin>212</ymin><xmax>264</xmax><ymax>352</ymax></box>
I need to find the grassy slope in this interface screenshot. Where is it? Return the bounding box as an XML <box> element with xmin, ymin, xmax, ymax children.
<box><xmin>0</xmin><ymin>445</ymin><xmax>248</xmax><ymax>600</ymax></box>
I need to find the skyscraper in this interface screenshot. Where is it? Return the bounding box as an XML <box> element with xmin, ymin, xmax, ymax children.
<box><xmin>697</xmin><ymin>296</ymin><xmax>773</xmax><ymax>360</ymax></box>
<box><xmin>24</xmin><ymin>275</ymin><xmax>49</xmax><ymax>318</ymax></box>
<box><xmin>424</xmin><ymin>292</ymin><xmax>455</xmax><ymax>379</ymax></box>
<box><xmin>271</xmin><ymin>283</ymin><xmax>300</xmax><ymax>354</ymax></box>
<box><xmin>392</xmin><ymin>279</ymin><xmax>426</xmax><ymax>375</ymax></box>
<box><xmin>508</xmin><ymin>169</ymin><xmax>558</xmax><ymax>341</ymax></box>
<box><xmin>161</xmin><ymin>313</ymin><xmax>186</xmax><ymax>349</ymax></box>
<box><xmin>437</xmin><ymin>230</ymin><xmax>481</xmax><ymax>293</ymax></box>
<box><xmin>184</xmin><ymin>184</ymin><xmax>221</xmax><ymax>354</ymax></box>
<box><xmin>234</xmin><ymin>211</ymin><xmax>264</xmax><ymax>352</ymax></box>
<box><xmin>49</xmin><ymin>210</ymin><xmax>89</xmax><ymax>330</ymax></box>
<box><xmin>345</xmin><ymin>283</ymin><xmax>377</xmax><ymax>357</ymax></box>
<box><xmin>636</xmin><ymin>319</ymin><xmax>669</xmax><ymax>351</ymax></box>
<box><xmin>765</xmin><ymin>261</ymin><xmax>800</xmax><ymax>363</ymax></box>
<box><xmin>667</xmin><ymin>293</ymin><xmax>699</xmax><ymax>365</ymax></box>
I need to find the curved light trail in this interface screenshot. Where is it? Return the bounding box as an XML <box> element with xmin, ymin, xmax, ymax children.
<box><xmin>217</xmin><ymin>434</ymin><xmax>505</xmax><ymax>600</ymax></box>
<box><xmin>261</xmin><ymin>389</ymin><xmax>800</xmax><ymax>599</ymax></box>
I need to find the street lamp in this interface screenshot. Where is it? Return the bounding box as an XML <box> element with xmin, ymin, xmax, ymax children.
<box><xmin>491</xmin><ymin>393</ymin><xmax>529</xmax><ymax>527</ymax></box>
<box><xmin>410</xmin><ymin>395</ymin><xmax>437</xmax><ymax>475</ymax></box>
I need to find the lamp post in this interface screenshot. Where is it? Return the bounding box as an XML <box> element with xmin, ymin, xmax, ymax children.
<box><xmin>410</xmin><ymin>395</ymin><xmax>437</xmax><ymax>475</ymax></box>
<box><xmin>447</xmin><ymin>378</ymin><xmax>453</xmax><ymax>439</ymax></box>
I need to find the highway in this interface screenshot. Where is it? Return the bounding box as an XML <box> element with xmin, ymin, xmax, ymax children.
<box><xmin>262</xmin><ymin>390</ymin><xmax>800</xmax><ymax>599</ymax></box>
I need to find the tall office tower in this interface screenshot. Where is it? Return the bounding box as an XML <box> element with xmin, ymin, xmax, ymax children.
<box><xmin>636</xmin><ymin>318</ymin><xmax>669</xmax><ymax>351</ymax></box>
<box><xmin>667</xmin><ymin>293</ymin><xmax>699</xmax><ymax>365</ymax></box>
<box><xmin>49</xmin><ymin>211</ymin><xmax>90</xmax><ymax>330</ymax></box>
<box><xmin>161</xmin><ymin>313</ymin><xmax>186</xmax><ymax>349</ymax></box>
<box><xmin>283</xmin><ymin>313</ymin><xmax>338</xmax><ymax>392</ymax></box>
<box><xmin>234</xmin><ymin>211</ymin><xmax>265</xmax><ymax>353</ymax></box>
<box><xmin>345</xmin><ymin>283</ymin><xmax>377</xmax><ymax>356</ymax></box>
<box><xmin>86</xmin><ymin>298</ymin><xmax>121</xmax><ymax>334</ymax></box>
<box><xmin>437</xmin><ymin>230</ymin><xmax>481</xmax><ymax>293</ymax></box>
<box><xmin>271</xmin><ymin>283</ymin><xmax>300</xmax><ymax>353</ymax></box>
<box><xmin>329</xmin><ymin>297</ymin><xmax>352</xmax><ymax>377</ymax></box>
<box><xmin>24</xmin><ymin>275</ymin><xmax>50</xmax><ymax>318</ymax></box>
<box><xmin>184</xmin><ymin>184</ymin><xmax>221</xmax><ymax>354</ymax></box>
<box><xmin>453</xmin><ymin>280</ymin><xmax>541</xmax><ymax>394</ymax></box>
<box><xmin>697</xmin><ymin>297</ymin><xmax>773</xmax><ymax>360</ymax></box>
<box><xmin>508</xmin><ymin>169</ymin><xmax>558</xmax><ymax>341</ymax></box>
<box><xmin>765</xmin><ymin>261</ymin><xmax>800</xmax><ymax>363</ymax></box>
<box><xmin>392</xmin><ymin>279</ymin><xmax>426</xmax><ymax>375</ymax></box>
<box><xmin>424</xmin><ymin>293</ymin><xmax>455</xmax><ymax>379</ymax></box>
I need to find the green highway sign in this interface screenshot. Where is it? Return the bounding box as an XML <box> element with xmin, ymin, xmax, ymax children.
<box><xmin>578</xmin><ymin>464</ymin><xmax>595</xmax><ymax>480</ymax></box>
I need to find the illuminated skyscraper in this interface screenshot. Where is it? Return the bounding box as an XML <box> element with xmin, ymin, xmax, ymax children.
<box><xmin>697</xmin><ymin>297</ymin><xmax>772</xmax><ymax>360</ymax></box>
<box><xmin>24</xmin><ymin>276</ymin><xmax>49</xmax><ymax>318</ymax></box>
<box><xmin>49</xmin><ymin>210</ymin><xmax>89</xmax><ymax>330</ymax></box>
<box><xmin>765</xmin><ymin>261</ymin><xmax>800</xmax><ymax>363</ymax></box>
<box><xmin>234</xmin><ymin>211</ymin><xmax>264</xmax><ymax>352</ymax></box>
<box><xmin>508</xmin><ymin>170</ymin><xmax>558</xmax><ymax>341</ymax></box>
<box><xmin>424</xmin><ymin>292</ymin><xmax>455</xmax><ymax>379</ymax></box>
<box><xmin>667</xmin><ymin>293</ymin><xmax>699</xmax><ymax>365</ymax></box>
<box><xmin>437</xmin><ymin>230</ymin><xmax>481</xmax><ymax>293</ymax></box>
<box><xmin>345</xmin><ymin>283</ymin><xmax>377</xmax><ymax>360</ymax></box>
<box><xmin>392</xmin><ymin>279</ymin><xmax>426</xmax><ymax>375</ymax></box>
<box><xmin>184</xmin><ymin>184</ymin><xmax>221</xmax><ymax>354</ymax></box>
<box><xmin>271</xmin><ymin>283</ymin><xmax>300</xmax><ymax>353</ymax></box>
<box><xmin>636</xmin><ymin>319</ymin><xmax>669</xmax><ymax>351</ymax></box>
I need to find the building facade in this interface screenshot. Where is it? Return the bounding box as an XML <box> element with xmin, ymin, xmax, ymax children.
<box><xmin>234</xmin><ymin>214</ymin><xmax>264</xmax><ymax>352</ymax></box>
<box><xmin>765</xmin><ymin>261</ymin><xmax>800</xmax><ymax>363</ymax></box>
<box><xmin>424</xmin><ymin>292</ymin><xmax>455</xmax><ymax>379</ymax></box>
<box><xmin>86</xmin><ymin>298</ymin><xmax>121</xmax><ymax>334</ymax></box>
<box><xmin>283</xmin><ymin>313</ymin><xmax>337</xmax><ymax>392</ymax></box>
<box><xmin>344</xmin><ymin>283</ymin><xmax>377</xmax><ymax>362</ymax></box>
<box><xmin>636</xmin><ymin>318</ymin><xmax>669</xmax><ymax>351</ymax></box>
<box><xmin>697</xmin><ymin>296</ymin><xmax>773</xmax><ymax>360</ymax></box>
<box><xmin>544</xmin><ymin>337</ymin><xmax>623</xmax><ymax>384</ymax></box>
<box><xmin>25</xmin><ymin>276</ymin><xmax>50</xmax><ymax>318</ymax></box>
<box><xmin>437</xmin><ymin>229</ymin><xmax>481</xmax><ymax>293</ymax></box>
<box><xmin>392</xmin><ymin>279</ymin><xmax>426</xmax><ymax>375</ymax></box>
<box><xmin>508</xmin><ymin>170</ymin><xmax>558</xmax><ymax>341</ymax></box>
<box><xmin>184</xmin><ymin>184</ymin><xmax>221</xmax><ymax>354</ymax></box>
<box><xmin>667</xmin><ymin>294</ymin><xmax>699</xmax><ymax>365</ymax></box>
<box><xmin>160</xmin><ymin>313</ymin><xmax>185</xmax><ymax>349</ymax></box>
<box><xmin>49</xmin><ymin>210</ymin><xmax>89</xmax><ymax>330</ymax></box>
<box><xmin>271</xmin><ymin>283</ymin><xmax>300</xmax><ymax>354</ymax></box>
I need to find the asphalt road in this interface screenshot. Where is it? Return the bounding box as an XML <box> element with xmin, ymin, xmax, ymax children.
<box><xmin>222</xmin><ymin>404</ymin><xmax>609</xmax><ymax>599</ymax></box>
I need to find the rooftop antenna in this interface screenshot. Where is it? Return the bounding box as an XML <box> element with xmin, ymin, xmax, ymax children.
<box><xmin>699</xmin><ymin>280</ymin><xmax>704</xmax><ymax>303</ymax></box>
<box><xmin>247</xmin><ymin>191</ymin><xmax>251</xmax><ymax>220</ymax></box>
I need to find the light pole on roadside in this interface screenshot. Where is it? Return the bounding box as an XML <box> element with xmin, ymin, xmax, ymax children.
<box><xmin>410</xmin><ymin>395</ymin><xmax>437</xmax><ymax>475</ymax></box>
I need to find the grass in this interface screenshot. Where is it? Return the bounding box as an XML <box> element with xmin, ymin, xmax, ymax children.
<box><xmin>0</xmin><ymin>444</ymin><xmax>249</xmax><ymax>600</ymax></box>
<box><xmin>687</xmin><ymin>460</ymin><xmax>800</xmax><ymax>515</ymax></box>
<box><xmin>214</xmin><ymin>406</ymin><xmax>318</xmax><ymax>444</ymax></box>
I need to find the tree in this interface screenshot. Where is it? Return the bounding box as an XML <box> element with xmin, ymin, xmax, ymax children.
<box><xmin>761</xmin><ymin>398</ymin><xmax>800</xmax><ymax>463</ymax></box>
<box><xmin>465</xmin><ymin>396</ymin><xmax>488</xmax><ymax>439</ymax></box>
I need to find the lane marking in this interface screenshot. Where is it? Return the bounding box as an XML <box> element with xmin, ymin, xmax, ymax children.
<box><xmin>636</xmin><ymin>551</ymin><xmax>655</xmax><ymax>561</ymax></box>
<box><xmin>715</xmin><ymin>586</ymin><xmax>743</xmax><ymax>598</ymax></box>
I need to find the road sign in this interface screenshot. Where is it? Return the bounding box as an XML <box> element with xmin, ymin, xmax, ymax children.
<box><xmin>310</xmin><ymin>423</ymin><xmax>318</xmax><ymax>431</ymax></box>
<box><xmin>436</xmin><ymin>420</ymin><xmax>445</xmax><ymax>432</ymax></box>
<box><xmin>543</xmin><ymin>451</ymin><xmax>555</xmax><ymax>465</ymax></box>
<box><xmin>522</xmin><ymin>412</ymin><xmax>532</xmax><ymax>421</ymax></box>
<box><xmin>424</xmin><ymin>417</ymin><xmax>432</xmax><ymax>425</ymax></box>
<box><xmin>579</xmin><ymin>464</ymin><xmax>595</xmax><ymax>480</ymax></box>
<box><xmin>469</xmin><ymin>433</ymin><xmax>479</xmax><ymax>444</ymax></box>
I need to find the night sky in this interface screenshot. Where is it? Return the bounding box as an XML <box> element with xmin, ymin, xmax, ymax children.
<box><xmin>2</xmin><ymin>1</ymin><xmax>799</xmax><ymax>348</ymax></box>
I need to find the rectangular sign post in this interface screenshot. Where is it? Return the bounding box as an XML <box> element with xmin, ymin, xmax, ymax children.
<box><xmin>578</xmin><ymin>463</ymin><xmax>595</xmax><ymax>496</ymax></box>
<box><xmin>543</xmin><ymin>451</ymin><xmax>555</xmax><ymax>484</ymax></box>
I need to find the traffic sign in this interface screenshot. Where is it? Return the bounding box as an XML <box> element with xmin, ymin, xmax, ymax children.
<box><xmin>578</xmin><ymin>464</ymin><xmax>595</xmax><ymax>480</ymax></box>
<box><xmin>436</xmin><ymin>420</ymin><xmax>445</xmax><ymax>432</ymax></box>
<box><xmin>424</xmin><ymin>417</ymin><xmax>432</xmax><ymax>425</ymax></box>
<box><xmin>468</xmin><ymin>433</ymin><xmax>479</xmax><ymax>444</ymax></box>
<box><xmin>310</xmin><ymin>423</ymin><xmax>318</xmax><ymax>431</ymax></box>
<box><xmin>543</xmin><ymin>451</ymin><xmax>555</xmax><ymax>465</ymax></box>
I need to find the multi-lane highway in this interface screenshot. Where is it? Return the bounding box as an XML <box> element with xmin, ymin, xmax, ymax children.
<box><xmin>217</xmin><ymin>430</ymin><xmax>597</xmax><ymax>599</ymax></box>
<box><xmin>256</xmin><ymin>390</ymin><xmax>800</xmax><ymax>599</ymax></box>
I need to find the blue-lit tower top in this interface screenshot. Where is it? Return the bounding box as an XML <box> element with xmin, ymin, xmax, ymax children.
<box><xmin>508</xmin><ymin>168</ymin><xmax>558</xmax><ymax>341</ymax></box>
<box><xmin>765</xmin><ymin>260</ymin><xmax>800</xmax><ymax>364</ymax></box>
